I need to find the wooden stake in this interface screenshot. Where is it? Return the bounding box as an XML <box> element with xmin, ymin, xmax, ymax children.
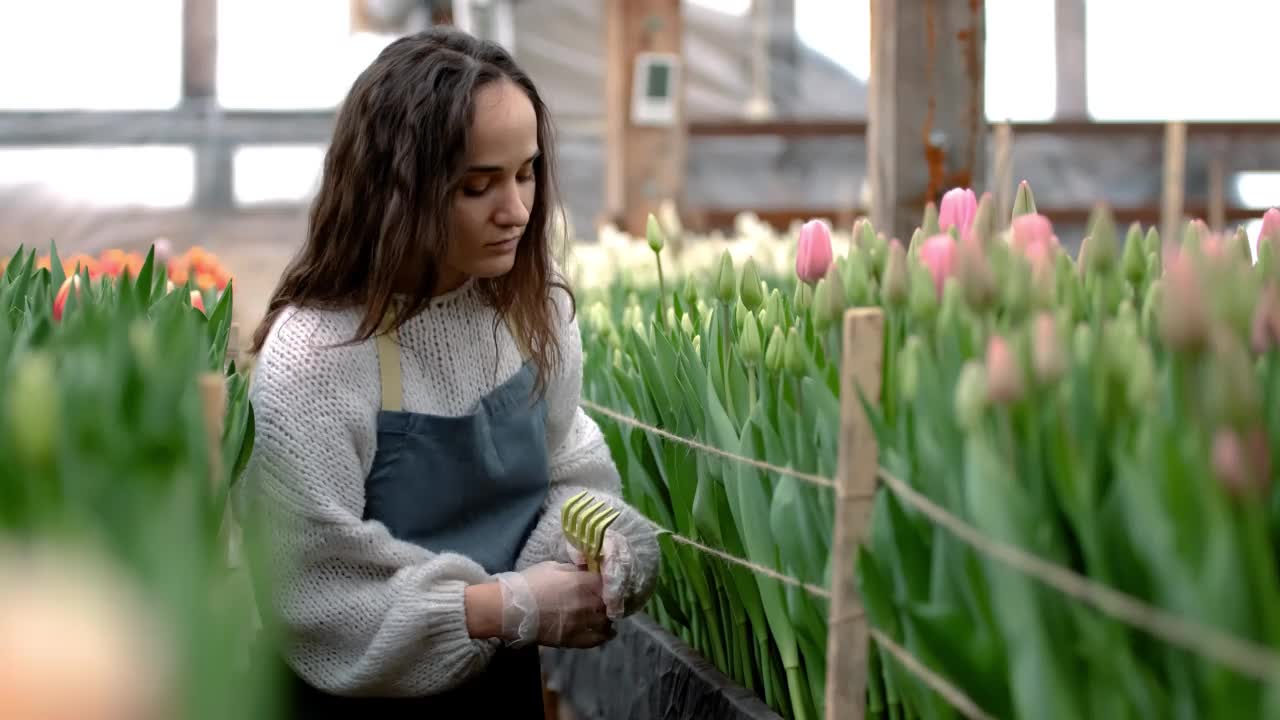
<box><xmin>992</xmin><ymin>122</ymin><xmax>1015</xmax><ymax>223</ymax></box>
<box><xmin>1161</xmin><ymin>121</ymin><xmax>1187</xmax><ymax>244</ymax></box>
<box><xmin>825</xmin><ymin>307</ymin><xmax>884</xmax><ymax>720</ymax></box>
<box><xmin>199</xmin><ymin>372</ymin><xmax>226</xmax><ymax>493</ymax></box>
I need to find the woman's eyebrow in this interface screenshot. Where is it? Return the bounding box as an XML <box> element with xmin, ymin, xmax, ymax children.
<box><xmin>465</xmin><ymin>151</ymin><xmax>541</xmax><ymax>174</ymax></box>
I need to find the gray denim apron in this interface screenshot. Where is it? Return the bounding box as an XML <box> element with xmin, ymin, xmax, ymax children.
<box><xmin>288</xmin><ymin>322</ymin><xmax>550</xmax><ymax>718</ymax></box>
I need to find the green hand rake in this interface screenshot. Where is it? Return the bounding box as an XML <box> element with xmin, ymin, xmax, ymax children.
<box><xmin>561</xmin><ymin>490</ymin><xmax>621</xmax><ymax>574</ymax></box>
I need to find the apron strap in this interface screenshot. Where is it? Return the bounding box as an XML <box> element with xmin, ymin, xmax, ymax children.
<box><xmin>373</xmin><ymin>308</ymin><xmax>528</xmax><ymax>413</ymax></box>
<box><xmin>375</xmin><ymin>317</ymin><xmax>404</xmax><ymax>413</ymax></box>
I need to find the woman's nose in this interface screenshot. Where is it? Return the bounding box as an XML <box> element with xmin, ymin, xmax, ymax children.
<box><xmin>494</xmin><ymin>182</ymin><xmax>530</xmax><ymax>227</ymax></box>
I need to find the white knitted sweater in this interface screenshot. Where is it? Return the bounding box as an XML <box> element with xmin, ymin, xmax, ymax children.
<box><xmin>233</xmin><ymin>278</ymin><xmax>659</xmax><ymax>698</ymax></box>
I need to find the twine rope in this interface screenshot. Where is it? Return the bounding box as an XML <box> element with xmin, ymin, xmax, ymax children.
<box><xmin>870</xmin><ymin>629</ymin><xmax>995</xmax><ymax>720</ymax></box>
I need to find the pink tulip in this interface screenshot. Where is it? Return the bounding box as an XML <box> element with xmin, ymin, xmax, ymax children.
<box><xmin>918</xmin><ymin>233</ymin><xmax>957</xmax><ymax>297</ymax></box>
<box><xmin>796</xmin><ymin>219</ymin><xmax>834</xmax><ymax>283</ymax></box>
<box><xmin>939</xmin><ymin>187</ymin><xmax>978</xmax><ymax>242</ymax></box>
<box><xmin>985</xmin><ymin>334</ymin><xmax>1023</xmax><ymax>404</ymax></box>
<box><xmin>1261</xmin><ymin>208</ymin><xmax>1280</xmax><ymax>250</ymax></box>
<box><xmin>1010</xmin><ymin>213</ymin><xmax>1060</xmax><ymax>271</ymax></box>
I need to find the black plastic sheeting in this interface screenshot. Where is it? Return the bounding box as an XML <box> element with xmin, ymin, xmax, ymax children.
<box><xmin>541</xmin><ymin>613</ymin><xmax>783</xmax><ymax>720</ymax></box>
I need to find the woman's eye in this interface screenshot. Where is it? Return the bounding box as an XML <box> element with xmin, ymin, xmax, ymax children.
<box><xmin>516</xmin><ymin>173</ymin><xmax>535</xmax><ymax>184</ymax></box>
<box><xmin>462</xmin><ymin>184</ymin><xmax>489</xmax><ymax>197</ymax></box>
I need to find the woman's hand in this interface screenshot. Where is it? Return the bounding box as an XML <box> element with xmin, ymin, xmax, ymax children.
<box><xmin>567</xmin><ymin>529</ymin><xmax>641</xmax><ymax>620</ymax></box>
<box><xmin>493</xmin><ymin>562</ymin><xmax>613</xmax><ymax>649</ymax></box>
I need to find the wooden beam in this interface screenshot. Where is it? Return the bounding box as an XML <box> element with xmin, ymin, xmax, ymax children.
<box><xmin>182</xmin><ymin>0</ymin><xmax>218</xmax><ymax>102</ymax></box>
<box><xmin>1054</xmin><ymin>0</ymin><xmax>1088</xmax><ymax>119</ymax></box>
<box><xmin>868</xmin><ymin>0</ymin><xmax>988</xmax><ymax>242</ymax></box>
<box><xmin>1161</xmin><ymin>121</ymin><xmax>1187</xmax><ymax>244</ymax></box>
<box><xmin>602</xmin><ymin>0</ymin><xmax>687</xmax><ymax>237</ymax></box>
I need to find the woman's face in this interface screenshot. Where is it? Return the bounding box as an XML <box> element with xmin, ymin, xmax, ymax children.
<box><xmin>440</xmin><ymin>78</ymin><xmax>539</xmax><ymax>294</ymax></box>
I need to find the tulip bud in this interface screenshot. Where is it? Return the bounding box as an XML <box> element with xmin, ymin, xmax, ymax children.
<box><xmin>985</xmin><ymin>335</ymin><xmax>1024</xmax><ymax>404</ymax></box>
<box><xmin>1143</xmin><ymin>226</ymin><xmax>1162</xmax><ymax>257</ymax></box>
<box><xmin>812</xmin><ymin>279</ymin><xmax>832</xmax><ymax>332</ymax></box>
<box><xmin>1145</xmin><ymin>250</ymin><xmax>1160</xmax><ymax>284</ymax></box>
<box><xmin>957</xmin><ymin>236</ymin><xmax>997</xmax><ymax>312</ymax></box>
<box><xmin>1001</xmin><ymin>253</ymin><xmax>1032</xmax><ymax>321</ymax></box>
<box><xmin>1251</xmin><ymin>283</ymin><xmax>1280</xmax><ymax>353</ymax></box>
<box><xmin>1140</xmin><ymin>278</ymin><xmax>1162</xmax><ymax>334</ymax></box>
<box><xmin>716</xmin><ymin>250</ymin><xmax>737</xmax><ymax>305</ymax></box>
<box><xmin>796</xmin><ymin>219</ymin><xmax>834</xmax><ymax>284</ymax></box>
<box><xmin>692</xmin><ymin>335</ymin><xmax>702</xmax><ymax>359</ymax></box>
<box><xmin>613</xmin><ymin>347</ymin><xmax>626</xmax><ymax>370</ymax></box>
<box><xmin>954</xmin><ymin>361</ymin><xmax>988</xmax><ymax>432</ymax></box>
<box><xmin>858</xmin><ymin>217</ymin><xmax>877</xmax><ymax>250</ymax></box>
<box><xmin>939</xmin><ymin>188</ymin><xmax>979</xmax><ymax>244</ymax></box>
<box><xmin>739</xmin><ymin>316</ymin><xmax>763</xmax><ymax>367</ymax></box>
<box><xmin>1011</xmin><ymin>180</ymin><xmax>1037</xmax><ymax>220</ymax></box>
<box><xmin>883</xmin><ymin>240</ymin><xmax>909</xmax><ymax>308</ymax></box>
<box><xmin>908</xmin><ymin>263</ymin><xmax>939</xmax><ymax>323</ymax></box>
<box><xmin>1085</xmin><ymin>203</ymin><xmax>1119</xmax><ymax>275</ymax></box>
<box><xmin>1226</xmin><ymin>226</ymin><xmax>1252</xmax><ymax>264</ymax></box>
<box><xmin>765</xmin><ymin>289</ymin><xmax>783</xmax><ymax>327</ymax></box>
<box><xmin>843</xmin><ymin>247</ymin><xmax>872</xmax><ymax>305</ymax></box>
<box><xmin>739</xmin><ymin>257</ymin><xmax>764</xmax><ymax>311</ymax></box>
<box><xmin>921</xmin><ymin>202</ymin><xmax>941</xmax><ymax>238</ymax></box>
<box><xmin>646</xmin><ymin>213</ymin><xmax>666</xmax><ymax>254</ymax></box>
<box><xmin>1213</xmin><ymin>427</ymin><xmax>1271</xmax><ymax>500</ymax></box>
<box><xmin>1208</xmin><ymin>329</ymin><xmax>1261</xmax><ymax>428</ymax></box>
<box><xmin>52</xmin><ymin>274</ymin><xmax>82</xmax><ymax>322</ymax></box>
<box><xmin>908</xmin><ymin>227</ymin><xmax>924</xmax><ymax>254</ymax></box>
<box><xmin>1072</xmin><ymin>323</ymin><xmax>1094</xmax><ymax>368</ymax></box>
<box><xmin>783</xmin><ymin>327</ymin><xmax>806</xmax><ymax>376</ymax></box>
<box><xmin>1122</xmin><ymin>222</ymin><xmax>1146</xmax><ymax>287</ymax></box>
<box><xmin>1031</xmin><ymin>259</ymin><xmax>1057</xmax><ymax>311</ymax></box>
<box><xmin>900</xmin><ymin>335</ymin><xmax>923</xmax><ymax>402</ymax></box>
<box><xmin>8</xmin><ymin>351</ymin><xmax>58</xmax><ymax>468</ymax></box>
<box><xmin>818</xmin><ymin>268</ymin><xmax>847</xmax><ymax>331</ymax></box>
<box><xmin>765</xmin><ymin>326</ymin><xmax>785</xmax><ymax>372</ymax></box>
<box><xmin>681</xmin><ymin>312</ymin><xmax>696</xmax><ymax>339</ymax></box>
<box><xmin>794</xmin><ymin>280</ymin><xmax>813</xmax><ymax>314</ymax></box>
<box><xmin>918</xmin><ymin>233</ymin><xmax>958</xmax><ymax>298</ymax></box>
<box><xmin>1125</xmin><ymin>343</ymin><xmax>1156</xmax><ymax>410</ymax></box>
<box><xmin>682</xmin><ymin>274</ymin><xmax>699</xmax><ymax>306</ymax></box>
<box><xmin>1158</xmin><ymin>250</ymin><xmax>1209</xmax><ymax>353</ymax></box>
<box><xmin>1031</xmin><ymin>312</ymin><xmax>1066</xmax><ymax>383</ymax></box>
<box><xmin>868</xmin><ymin>232</ymin><xmax>890</xmax><ymax>280</ymax></box>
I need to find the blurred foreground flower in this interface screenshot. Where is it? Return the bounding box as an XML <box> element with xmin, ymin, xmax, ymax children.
<box><xmin>0</xmin><ymin>542</ymin><xmax>173</xmax><ymax>720</ymax></box>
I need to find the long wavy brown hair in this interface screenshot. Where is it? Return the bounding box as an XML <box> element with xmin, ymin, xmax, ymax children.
<box><xmin>250</xmin><ymin>27</ymin><xmax>572</xmax><ymax>392</ymax></box>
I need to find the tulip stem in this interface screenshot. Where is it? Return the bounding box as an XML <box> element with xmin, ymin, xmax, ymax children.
<box><xmin>655</xmin><ymin>251</ymin><xmax>668</xmax><ymax>327</ymax></box>
<box><xmin>719</xmin><ymin>304</ymin><xmax>738</xmax><ymax>422</ymax></box>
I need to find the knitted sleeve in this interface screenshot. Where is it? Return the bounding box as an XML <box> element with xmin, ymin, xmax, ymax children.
<box><xmin>233</xmin><ymin>308</ymin><xmax>498</xmax><ymax>698</ymax></box>
<box><xmin>515</xmin><ymin>290</ymin><xmax>661</xmax><ymax>616</ymax></box>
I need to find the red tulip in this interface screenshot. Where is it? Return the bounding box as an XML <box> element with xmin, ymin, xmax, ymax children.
<box><xmin>189</xmin><ymin>291</ymin><xmax>205</xmax><ymax>313</ymax></box>
<box><xmin>939</xmin><ymin>187</ymin><xmax>978</xmax><ymax>242</ymax></box>
<box><xmin>796</xmin><ymin>219</ymin><xmax>834</xmax><ymax>284</ymax></box>
<box><xmin>918</xmin><ymin>233</ymin><xmax>958</xmax><ymax>297</ymax></box>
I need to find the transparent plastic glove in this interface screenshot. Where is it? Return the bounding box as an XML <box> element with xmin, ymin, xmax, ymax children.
<box><xmin>567</xmin><ymin>529</ymin><xmax>644</xmax><ymax>620</ymax></box>
<box><xmin>493</xmin><ymin>561</ymin><xmax>611</xmax><ymax>649</ymax></box>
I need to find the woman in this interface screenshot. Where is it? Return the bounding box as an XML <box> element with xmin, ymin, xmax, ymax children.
<box><xmin>235</xmin><ymin>27</ymin><xmax>659</xmax><ymax>717</ymax></box>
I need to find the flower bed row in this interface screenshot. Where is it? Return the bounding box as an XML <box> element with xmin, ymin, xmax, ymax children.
<box><xmin>575</xmin><ymin>185</ymin><xmax>1280</xmax><ymax>719</ymax></box>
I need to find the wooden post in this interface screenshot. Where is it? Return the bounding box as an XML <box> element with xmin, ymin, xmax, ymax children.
<box><xmin>991</xmin><ymin>122</ymin><xmax>1015</xmax><ymax>223</ymax></box>
<box><xmin>199</xmin><ymin>372</ymin><xmax>226</xmax><ymax>493</ymax></box>
<box><xmin>1054</xmin><ymin>0</ymin><xmax>1088</xmax><ymax>119</ymax></box>
<box><xmin>825</xmin><ymin>307</ymin><xmax>885</xmax><ymax>720</ymax></box>
<box><xmin>1161</xmin><ymin>121</ymin><xmax>1187</xmax><ymax>244</ymax></box>
<box><xmin>1208</xmin><ymin>143</ymin><xmax>1226</xmax><ymax>233</ymax></box>
<box><xmin>182</xmin><ymin>0</ymin><xmax>217</xmax><ymax>102</ymax></box>
<box><xmin>868</xmin><ymin>0</ymin><xmax>987</xmax><ymax>242</ymax></box>
<box><xmin>602</xmin><ymin>0</ymin><xmax>687</xmax><ymax>237</ymax></box>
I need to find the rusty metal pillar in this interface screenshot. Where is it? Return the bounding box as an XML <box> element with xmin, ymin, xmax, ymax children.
<box><xmin>868</xmin><ymin>0</ymin><xmax>987</xmax><ymax>242</ymax></box>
